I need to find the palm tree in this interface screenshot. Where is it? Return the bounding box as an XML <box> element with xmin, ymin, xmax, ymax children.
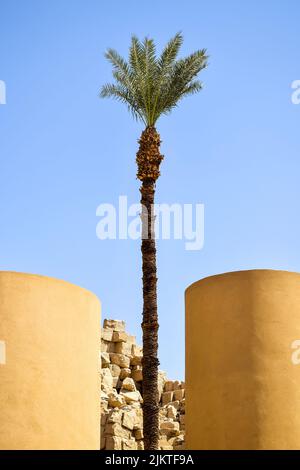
<box><xmin>100</xmin><ymin>33</ymin><xmax>208</xmax><ymax>450</ymax></box>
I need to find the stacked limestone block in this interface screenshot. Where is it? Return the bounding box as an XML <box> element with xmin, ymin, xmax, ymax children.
<box><xmin>159</xmin><ymin>380</ymin><xmax>185</xmax><ymax>450</ymax></box>
<box><xmin>100</xmin><ymin>319</ymin><xmax>185</xmax><ymax>450</ymax></box>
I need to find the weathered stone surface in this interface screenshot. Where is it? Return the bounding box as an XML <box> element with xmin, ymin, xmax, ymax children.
<box><xmin>158</xmin><ymin>371</ymin><xmax>167</xmax><ymax>401</ymax></box>
<box><xmin>130</xmin><ymin>355</ymin><xmax>142</xmax><ymax>366</ymax></box>
<box><xmin>112</xmin><ymin>331</ymin><xmax>129</xmax><ymax>343</ymax></box>
<box><xmin>115</xmin><ymin>341</ymin><xmax>133</xmax><ymax>356</ymax></box>
<box><xmin>134</xmin><ymin>414</ymin><xmax>143</xmax><ymax>431</ymax></box>
<box><xmin>134</xmin><ymin>429</ymin><xmax>143</xmax><ymax>440</ymax></box>
<box><xmin>131</xmin><ymin>345</ymin><xmax>142</xmax><ymax>366</ymax></box>
<box><xmin>107</xmin><ymin>409</ymin><xmax>123</xmax><ymax>424</ymax></box>
<box><xmin>101</xmin><ymin>352</ymin><xmax>110</xmax><ymax>367</ymax></box>
<box><xmin>164</xmin><ymin>380</ymin><xmax>174</xmax><ymax>392</ymax></box>
<box><xmin>131</xmin><ymin>344</ymin><xmax>142</xmax><ymax>356</ymax></box>
<box><xmin>100</xmin><ymin>435</ymin><xmax>106</xmax><ymax>450</ymax></box>
<box><xmin>162</xmin><ymin>391</ymin><xmax>174</xmax><ymax>406</ymax></box>
<box><xmin>160</xmin><ymin>420</ymin><xmax>180</xmax><ymax>437</ymax></box>
<box><xmin>173</xmin><ymin>389</ymin><xmax>185</xmax><ymax>401</ymax></box>
<box><xmin>110</xmin><ymin>353</ymin><xmax>130</xmax><ymax>369</ymax></box>
<box><xmin>105</xmin><ymin>422</ymin><xmax>131</xmax><ymax>439</ymax></box>
<box><xmin>109</xmin><ymin>363</ymin><xmax>121</xmax><ymax>378</ymax></box>
<box><xmin>101</xmin><ymin>413</ymin><xmax>108</xmax><ymax>427</ymax></box>
<box><xmin>159</xmin><ymin>438</ymin><xmax>173</xmax><ymax>450</ymax></box>
<box><xmin>120</xmin><ymin>390</ymin><xmax>143</xmax><ymax>404</ymax></box>
<box><xmin>133</xmin><ymin>408</ymin><xmax>143</xmax><ymax>429</ymax></box>
<box><xmin>131</xmin><ymin>365</ymin><xmax>143</xmax><ymax>382</ymax></box>
<box><xmin>173</xmin><ymin>434</ymin><xmax>185</xmax><ymax>450</ymax></box>
<box><xmin>101</xmin><ymin>329</ymin><xmax>114</xmax><ymax>342</ymax></box>
<box><xmin>122</xmin><ymin>377</ymin><xmax>136</xmax><ymax>392</ymax></box>
<box><xmin>130</xmin><ymin>401</ymin><xmax>142</xmax><ymax>410</ymax></box>
<box><xmin>119</xmin><ymin>368</ymin><xmax>131</xmax><ymax>380</ymax></box>
<box><xmin>174</xmin><ymin>442</ymin><xmax>185</xmax><ymax>450</ymax></box>
<box><xmin>122</xmin><ymin>438</ymin><xmax>137</xmax><ymax>450</ymax></box>
<box><xmin>101</xmin><ymin>339</ymin><xmax>115</xmax><ymax>353</ymax></box>
<box><xmin>108</xmin><ymin>390</ymin><xmax>126</xmax><ymax>408</ymax></box>
<box><xmin>122</xmin><ymin>409</ymin><xmax>136</xmax><ymax>430</ymax></box>
<box><xmin>103</xmin><ymin>319</ymin><xmax>125</xmax><ymax>331</ymax></box>
<box><xmin>101</xmin><ymin>368</ymin><xmax>113</xmax><ymax>393</ymax></box>
<box><xmin>112</xmin><ymin>376</ymin><xmax>119</xmax><ymax>388</ymax></box>
<box><xmin>105</xmin><ymin>436</ymin><xmax>122</xmax><ymax>450</ymax></box>
<box><xmin>167</xmin><ymin>405</ymin><xmax>177</xmax><ymax>420</ymax></box>
<box><xmin>137</xmin><ymin>440</ymin><xmax>144</xmax><ymax>450</ymax></box>
<box><xmin>169</xmin><ymin>400</ymin><xmax>180</xmax><ymax>410</ymax></box>
<box><xmin>167</xmin><ymin>436</ymin><xmax>177</xmax><ymax>446</ymax></box>
<box><xmin>101</xmin><ymin>390</ymin><xmax>109</xmax><ymax>400</ymax></box>
<box><xmin>101</xmin><ymin>399</ymin><xmax>108</xmax><ymax>412</ymax></box>
<box><xmin>173</xmin><ymin>380</ymin><xmax>181</xmax><ymax>390</ymax></box>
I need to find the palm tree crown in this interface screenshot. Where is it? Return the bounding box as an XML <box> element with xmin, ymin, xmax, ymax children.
<box><xmin>100</xmin><ymin>33</ymin><xmax>208</xmax><ymax>126</ymax></box>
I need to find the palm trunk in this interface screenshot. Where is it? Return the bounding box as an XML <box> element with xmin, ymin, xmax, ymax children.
<box><xmin>136</xmin><ymin>126</ymin><xmax>163</xmax><ymax>450</ymax></box>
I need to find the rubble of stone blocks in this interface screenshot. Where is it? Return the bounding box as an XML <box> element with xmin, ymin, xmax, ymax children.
<box><xmin>100</xmin><ymin>319</ymin><xmax>185</xmax><ymax>450</ymax></box>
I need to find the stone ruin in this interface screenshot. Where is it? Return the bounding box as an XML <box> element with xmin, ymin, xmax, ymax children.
<box><xmin>100</xmin><ymin>319</ymin><xmax>185</xmax><ymax>450</ymax></box>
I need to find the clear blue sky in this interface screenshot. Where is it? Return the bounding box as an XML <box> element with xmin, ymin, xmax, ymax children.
<box><xmin>1</xmin><ymin>0</ymin><xmax>299</xmax><ymax>380</ymax></box>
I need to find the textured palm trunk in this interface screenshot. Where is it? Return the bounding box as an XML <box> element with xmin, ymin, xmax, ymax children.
<box><xmin>136</xmin><ymin>126</ymin><xmax>163</xmax><ymax>450</ymax></box>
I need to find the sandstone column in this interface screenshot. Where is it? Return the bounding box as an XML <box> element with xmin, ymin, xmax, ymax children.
<box><xmin>0</xmin><ymin>272</ymin><xmax>100</xmax><ymax>450</ymax></box>
<box><xmin>185</xmin><ymin>270</ymin><xmax>300</xmax><ymax>449</ymax></box>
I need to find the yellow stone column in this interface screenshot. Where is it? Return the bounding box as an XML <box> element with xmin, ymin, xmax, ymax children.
<box><xmin>185</xmin><ymin>270</ymin><xmax>300</xmax><ymax>449</ymax></box>
<box><xmin>0</xmin><ymin>271</ymin><xmax>100</xmax><ymax>450</ymax></box>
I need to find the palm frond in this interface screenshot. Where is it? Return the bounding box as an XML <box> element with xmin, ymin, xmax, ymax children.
<box><xmin>100</xmin><ymin>83</ymin><xmax>145</xmax><ymax>123</ymax></box>
<box><xmin>181</xmin><ymin>80</ymin><xmax>203</xmax><ymax>96</ymax></box>
<box><xmin>100</xmin><ymin>34</ymin><xmax>208</xmax><ymax>126</ymax></box>
<box><xmin>105</xmin><ymin>49</ymin><xmax>130</xmax><ymax>76</ymax></box>
<box><xmin>158</xmin><ymin>32</ymin><xmax>183</xmax><ymax>72</ymax></box>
